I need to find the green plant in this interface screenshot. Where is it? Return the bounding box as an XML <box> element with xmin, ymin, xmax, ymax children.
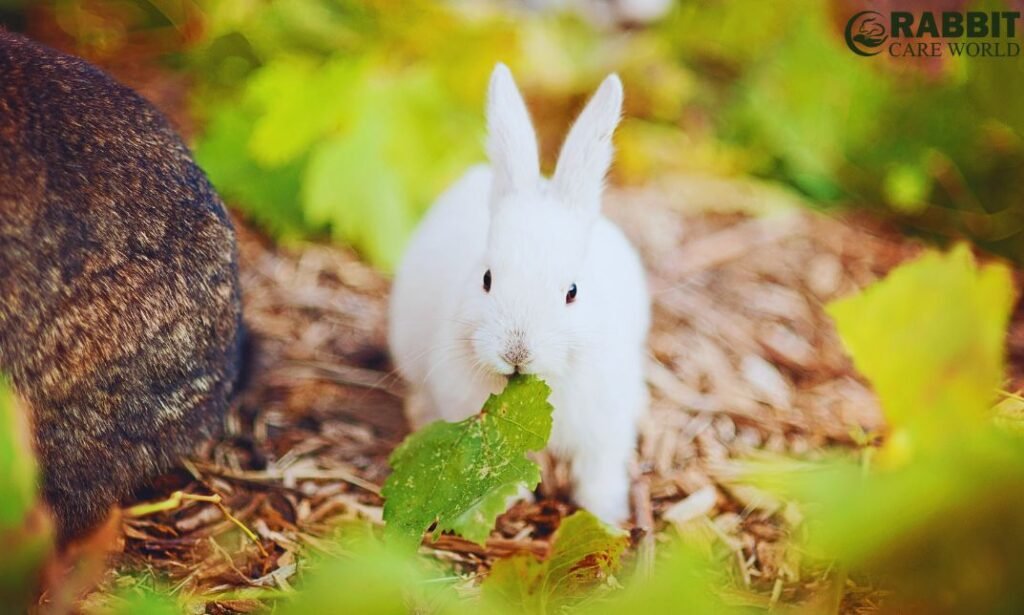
<box><xmin>0</xmin><ymin>377</ymin><xmax>52</xmax><ymax>612</ymax></box>
<box><xmin>737</xmin><ymin>246</ymin><xmax>1024</xmax><ymax>612</ymax></box>
<box><xmin>190</xmin><ymin>0</ymin><xmax>513</xmax><ymax>269</ymax></box>
<box><xmin>660</xmin><ymin>0</ymin><xmax>1024</xmax><ymax>262</ymax></box>
<box><xmin>382</xmin><ymin>375</ymin><xmax>552</xmax><ymax>546</ymax></box>
<box><xmin>482</xmin><ymin>510</ymin><xmax>628</xmax><ymax>614</ymax></box>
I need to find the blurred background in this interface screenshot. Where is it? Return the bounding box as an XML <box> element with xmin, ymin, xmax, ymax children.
<box><xmin>2</xmin><ymin>0</ymin><xmax>1023</xmax><ymax>268</ymax></box>
<box><xmin>3</xmin><ymin>1</ymin><xmax>1024</xmax><ymax>614</ymax></box>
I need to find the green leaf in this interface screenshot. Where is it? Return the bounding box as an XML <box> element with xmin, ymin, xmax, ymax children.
<box><xmin>810</xmin><ymin>245</ymin><xmax>1016</xmax><ymax>562</ymax></box>
<box><xmin>280</xmin><ymin>535</ymin><xmax>442</xmax><ymax>615</ymax></box>
<box><xmin>0</xmin><ymin>377</ymin><xmax>34</xmax><ymax>528</ymax></box>
<box><xmin>727</xmin><ymin>2</ymin><xmax>889</xmax><ymax>201</ymax></box>
<box><xmin>302</xmin><ymin>129</ymin><xmax>411</xmax><ymax>271</ymax></box>
<box><xmin>106</xmin><ymin>589</ymin><xmax>181</xmax><ymax>615</ymax></box>
<box><xmin>244</xmin><ymin>56</ymin><xmax>356</xmax><ymax>167</ymax></box>
<box><xmin>591</xmin><ymin>540</ymin><xmax>758</xmax><ymax>615</ymax></box>
<box><xmin>195</xmin><ymin>52</ymin><xmax>484</xmax><ymax>270</ymax></box>
<box><xmin>194</xmin><ymin>107</ymin><xmax>308</xmax><ymax>239</ymax></box>
<box><xmin>883</xmin><ymin>162</ymin><xmax>931</xmax><ymax>214</ymax></box>
<box><xmin>482</xmin><ymin>510</ymin><xmax>628</xmax><ymax>614</ymax></box>
<box><xmin>382</xmin><ymin>375</ymin><xmax>553</xmax><ymax>547</ymax></box>
<box><xmin>0</xmin><ymin>376</ymin><xmax>51</xmax><ymax>611</ymax></box>
<box><xmin>737</xmin><ymin>245</ymin><xmax>1024</xmax><ymax>609</ymax></box>
<box><xmin>827</xmin><ymin>245</ymin><xmax>1013</xmax><ymax>442</ymax></box>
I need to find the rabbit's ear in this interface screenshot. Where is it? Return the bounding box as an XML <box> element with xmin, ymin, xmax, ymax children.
<box><xmin>487</xmin><ymin>64</ymin><xmax>540</xmax><ymax>200</ymax></box>
<box><xmin>552</xmin><ymin>74</ymin><xmax>623</xmax><ymax>216</ymax></box>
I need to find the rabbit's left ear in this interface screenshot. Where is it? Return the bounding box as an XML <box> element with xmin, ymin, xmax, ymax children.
<box><xmin>552</xmin><ymin>74</ymin><xmax>623</xmax><ymax>217</ymax></box>
<box><xmin>487</xmin><ymin>63</ymin><xmax>540</xmax><ymax>201</ymax></box>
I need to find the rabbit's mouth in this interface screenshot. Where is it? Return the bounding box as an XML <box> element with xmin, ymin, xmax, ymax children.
<box><xmin>480</xmin><ymin>351</ymin><xmax>534</xmax><ymax>380</ymax></box>
<box><xmin>500</xmin><ymin>364</ymin><xmax>525</xmax><ymax>380</ymax></box>
<box><xmin>490</xmin><ymin>358</ymin><xmax>519</xmax><ymax>378</ymax></box>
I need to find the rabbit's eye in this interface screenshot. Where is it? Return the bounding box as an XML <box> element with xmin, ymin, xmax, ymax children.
<box><xmin>483</xmin><ymin>269</ymin><xmax>492</xmax><ymax>293</ymax></box>
<box><xmin>566</xmin><ymin>283</ymin><xmax>577</xmax><ymax>304</ymax></box>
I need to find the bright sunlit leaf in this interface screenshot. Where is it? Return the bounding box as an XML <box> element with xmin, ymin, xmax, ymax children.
<box><xmin>827</xmin><ymin>244</ymin><xmax>1014</xmax><ymax>446</ymax></box>
<box><xmin>737</xmin><ymin>245</ymin><xmax>1024</xmax><ymax>610</ymax></box>
<box><xmin>883</xmin><ymin>162</ymin><xmax>931</xmax><ymax>214</ymax></box>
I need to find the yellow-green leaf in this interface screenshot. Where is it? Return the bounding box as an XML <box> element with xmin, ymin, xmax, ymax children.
<box><xmin>482</xmin><ymin>510</ymin><xmax>629</xmax><ymax>614</ymax></box>
<box><xmin>590</xmin><ymin>539</ymin><xmax>757</xmax><ymax>615</ymax></box>
<box><xmin>827</xmin><ymin>245</ymin><xmax>1013</xmax><ymax>442</ymax></box>
<box><xmin>0</xmin><ymin>378</ymin><xmax>35</xmax><ymax>528</ymax></box>
<box><xmin>0</xmin><ymin>377</ymin><xmax>51</xmax><ymax>611</ymax></box>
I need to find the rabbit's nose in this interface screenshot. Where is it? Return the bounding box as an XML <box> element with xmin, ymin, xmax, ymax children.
<box><xmin>501</xmin><ymin>338</ymin><xmax>531</xmax><ymax>368</ymax></box>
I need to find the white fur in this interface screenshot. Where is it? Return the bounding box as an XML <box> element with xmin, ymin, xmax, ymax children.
<box><xmin>388</xmin><ymin>64</ymin><xmax>650</xmax><ymax>524</ymax></box>
<box><xmin>487</xmin><ymin>63</ymin><xmax>540</xmax><ymax>199</ymax></box>
<box><xmin>553</xmin><ymin>73</ymin><xmax>622</xmax><ymax>215</ymax></box>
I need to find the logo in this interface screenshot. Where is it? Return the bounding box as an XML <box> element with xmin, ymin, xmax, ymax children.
<box><xmin>845</xmin><ymin>10</ymin><xmax>888</xmax><ymax>56</ymax></box>
<box><xmin>844</xmin><ymin>10</ymin><xmax>1021</xmax><ymax>58</ymax></box>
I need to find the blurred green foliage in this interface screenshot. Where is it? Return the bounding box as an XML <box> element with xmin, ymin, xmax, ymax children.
<box><xmin>482</xmin><ymin>510</ymin><xmax>628</xmax><ymax>613</ymax></box>
<box><xmin>740</xmin><ymin>246</ymin><xmax>1024</xmax><ymax>613</ymax></box>
<box><xmin>263</xmin><ymin>515</ymin><xmax>747</xmax><ymax>615</ymax></box>
<box><xmin>183</xmin><ymin>0</ymin><xmax>1024</xmax><ymax>266</ymax></box>
<box><xmin>0</xmin><ymin>378</ymin><xmax>51</xmax><ymax>612</ymax></box>
<box><xmin>0</xmin><ymin>378</ymin><xmax>34</xmax><ymax>527</ymax></box>
<box><xmin>278</xmin><ymin>531</ymin><xmax>463</xmax><ymax>615</ymax></box>
<box><xmin>11</xmin><ymin>1</ymin><xmax>1024</xmax><ymax>265</ymax></box>
<box><xmin>662</xmin><ymin>0</ymin><xmax>1024</xmax><ymax>261</ymax></box>
<box><xmin>589</xmin><ymin>542</ymin><xmax>757</xmax><ymax>615</ymax></box>
<box><xmin>104</xmin><ymin>588</ymin><xmax>182</xmax><ymax>615</ymax></box>
<box><xmin>828</xmin><ymin>245</ymin><xmax>1012</xmax><ymax>442</ymax></box>
<box><xmin>188</xmin><ymin>0</ymin><xmax>510</xmax><ymax>268</ymax></box>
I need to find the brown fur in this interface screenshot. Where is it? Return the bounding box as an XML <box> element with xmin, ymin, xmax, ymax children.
<box><xmin>0</xmin><ymin>31</ymin><xmax>244</xmax><ymax>544</ymax></box>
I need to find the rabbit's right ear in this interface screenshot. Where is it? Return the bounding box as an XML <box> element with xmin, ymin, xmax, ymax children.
<box><xmin>551</xmin><ymin>74</ymin><xmax>622</xmax><ymax>218</ymax></box>
<box><xmin>487</xmin><ymin>64</ymin><xmax>540</xmax><ymax>200</ymax></box>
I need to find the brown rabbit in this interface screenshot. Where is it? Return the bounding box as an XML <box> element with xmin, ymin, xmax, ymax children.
<box><xmin>0</xmin><ymin>31</ymin><xmax>245</xmax><ymax>544</ymax></box>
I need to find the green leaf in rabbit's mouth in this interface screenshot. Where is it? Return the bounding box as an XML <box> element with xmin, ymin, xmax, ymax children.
<box><xmin>382</xmin><ymin>374</ymin><xmax>553</xmax><ymax>547</ymax></box>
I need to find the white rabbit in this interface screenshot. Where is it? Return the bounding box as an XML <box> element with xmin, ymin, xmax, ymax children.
<box><xmin>388</xmin><ymin>64</ymin><xmax>650</xmax><ymax>524</ymax></box>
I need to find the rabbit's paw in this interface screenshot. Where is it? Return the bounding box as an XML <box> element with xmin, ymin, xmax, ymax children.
<box><xmin>573</xmin><ymin>472</ymin><xmax>630</xmax><ymax>526</ymax></box>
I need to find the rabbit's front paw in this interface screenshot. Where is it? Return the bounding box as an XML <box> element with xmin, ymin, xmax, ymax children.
<box><xmin>573</xmin><ymin>473</ymin><xmax>630</xmax><ymax>526</ymax></box>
